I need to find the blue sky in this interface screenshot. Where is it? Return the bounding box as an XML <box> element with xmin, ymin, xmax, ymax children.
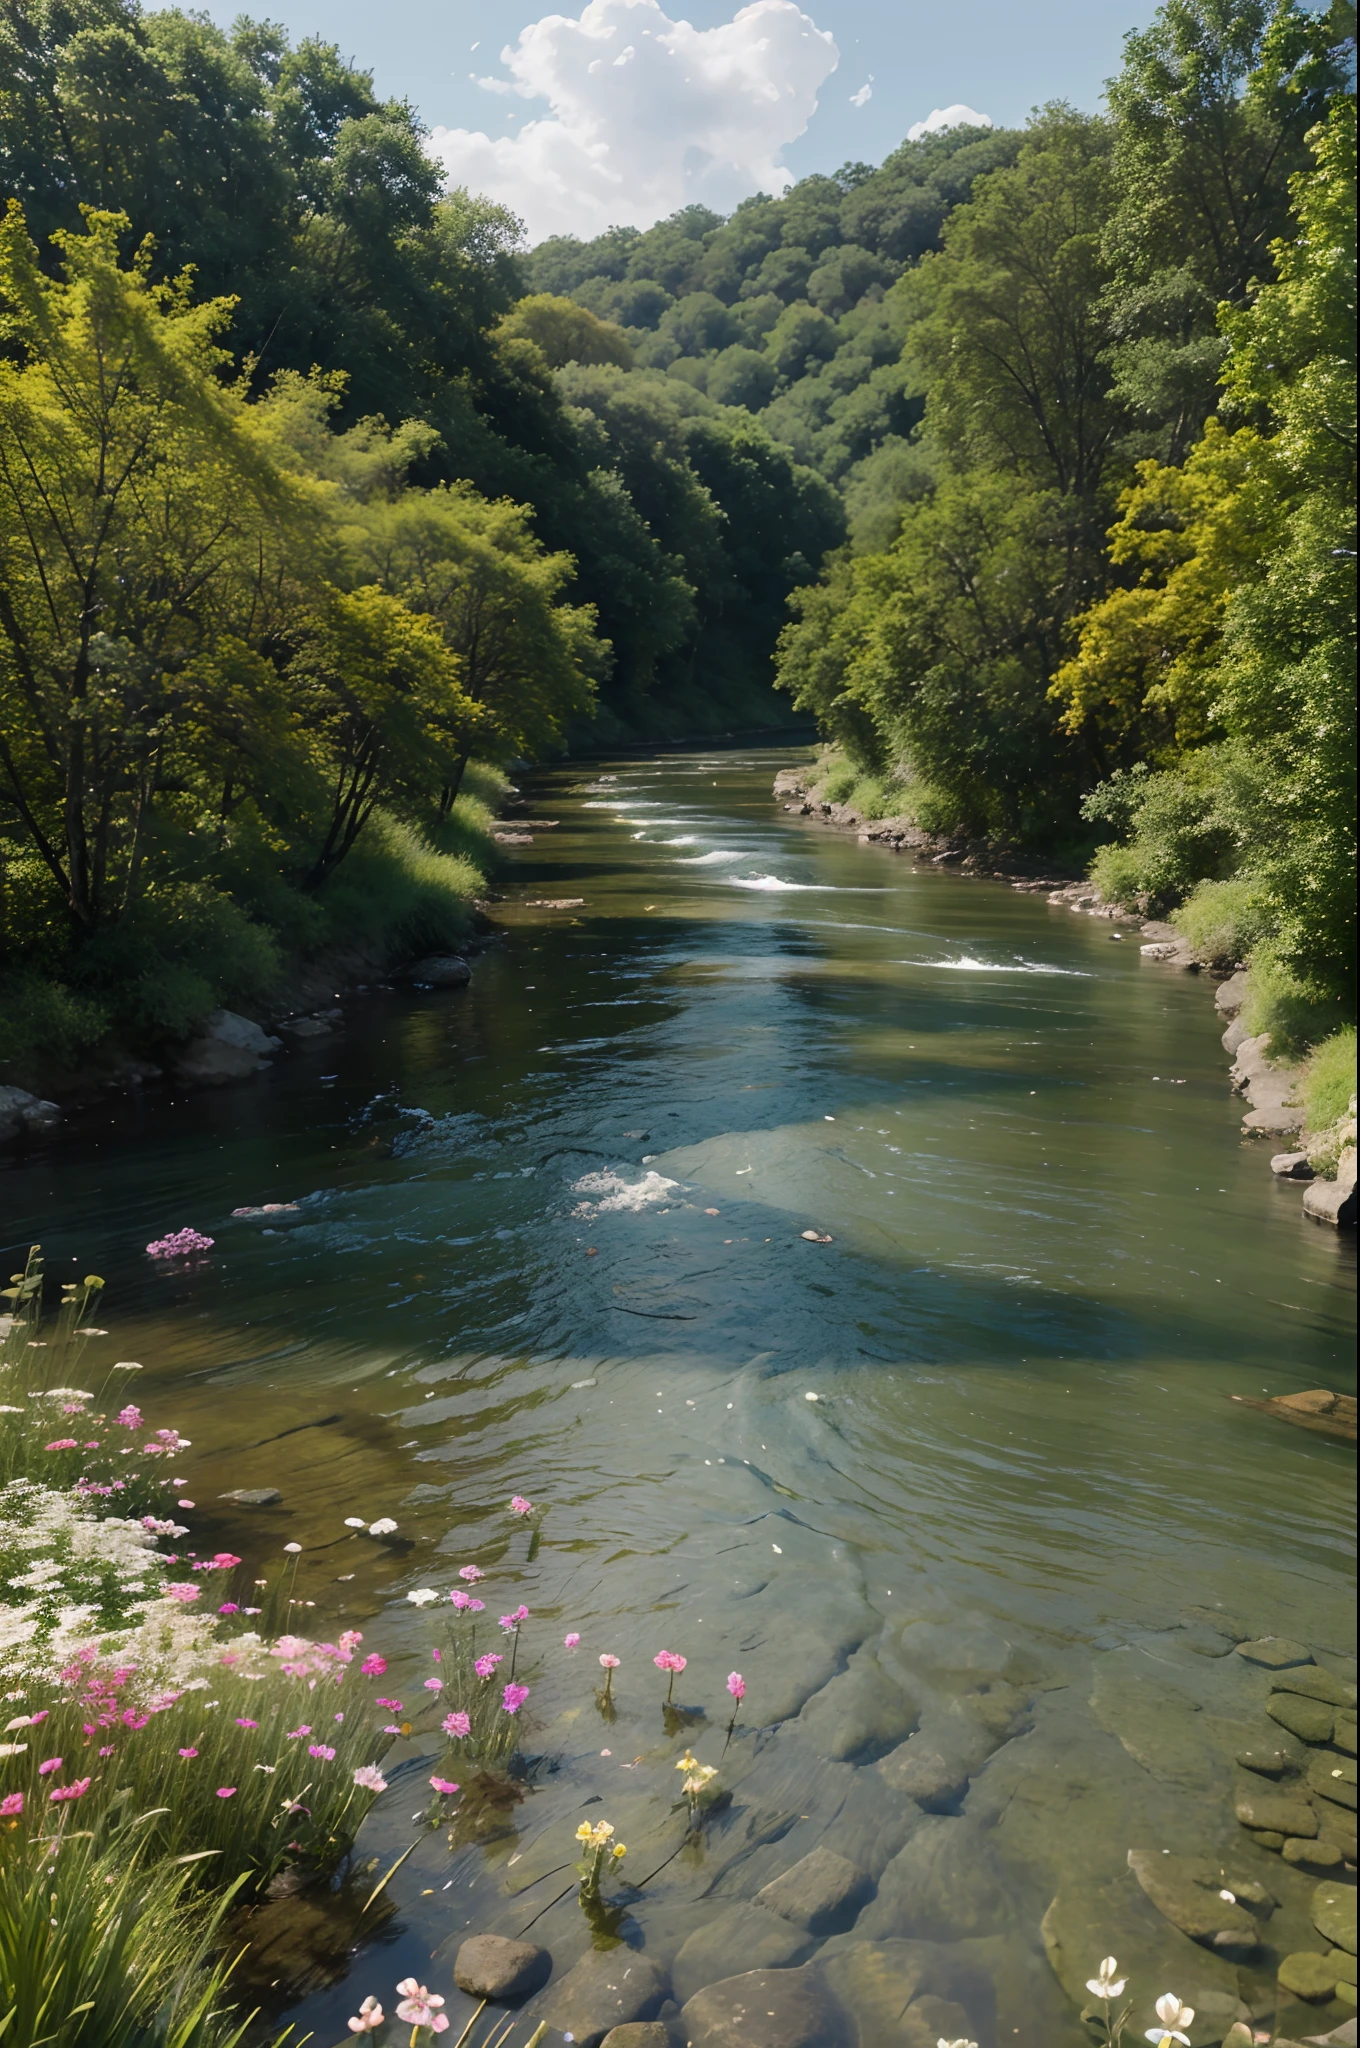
<box><xmin>204</xmin><ymin>0</ymin><xmax>1159</xmax><ymax>240</ymax></box>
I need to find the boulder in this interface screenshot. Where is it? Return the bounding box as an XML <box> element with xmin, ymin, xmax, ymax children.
<box><xmin>1269</xmin><ymin>1694</ymin><xmax>1336</xmax><ymax>1744</ymax></box>
<box><xmin>1313</xmin><ymin>1884</ymin><xmax>1358</xmax><ymax>1957</ymax></box>
<box><xmin>1141</xmin><ymin>941</ymin><xmax>1183</xmax><ymax>960</ymax></box>
<box><xmin>453</xmin><ymin>1934</ymin><xmax>550</xmax><ymax>2001</ymax></box>
<box><xmin>794</xmin><ymin>1652</ymin><xmax>917</xmax><ymax>1763</ymax></box>
<box><xmin>679</xmin><ymin>1966</ymin><xmax>842</xmax><ymax>2048</ymax></box>
<box><xmin>539</xmin><ymin>1949</ymin><xmax>666</xmax><ymax>2047</ymax></box>
<box><xmin>876</xmin><ymin>1740</ymin><xmax>971</xmax><ymax>1811</ymax></box>
<box><xmin>218</xmin><ymin>1487</ymin><xmax>282</xmax><ymax>1507</ymax></box>
<box><xmin>277</xmin><ymin>1015</ymin><xmax>332</xmax><ymax>1038</ymax></box>
<box><xmin>173</xmin><ymin>1009</ymin><xmax>281</xmax><ymax>1085</ymax></box>
<box><xmin>1235</xmin><ymin>1791</ymin><xmax>1318</xmax><ymax>1837</ymax></box>
<box><xmin>1238</xmin><ymin>1638</ymin><xmax>1315</xmax><ymax>1670</ymax></box>
<box><xmin>1273</xmin><ymin>1152</ymin><xmax>1317</xmax><ymax>1179</ymax></box>
<box><xmin>0</xmin><ymin>1087</ymin><xmax>61</xmax><ymax>1142</ymax></box>
<box><xmin>1126</xmin><ymin>1852</ymin><xmax>1263</xmax><ymax>1951</ymax></box>
<box><xmin>1309</xmin><ymin>1755</ymin><xmax>1359</xmax><ymax>1812</ymax></box>
<box><xmin>1304</xmin><ymin>1149</ymin><xmax>1358</xmax><ymax>1228</ymax></box>
<box><xmin>1216</xmin><ymin>970</ymin><xmax>1251</xmax><ymax>1016</ymax></box>
<box><xmin>753</xmin><ymin>1847</ymin><xmax>873</xmax><ymax>1935</ymax></box>
<box><xmin>1231</xmin><ymin>1032</ymin><xmax>1305</xmax><ymax>1133</ymax></box>
<box><xmin>1285</xmin><ymin>1839</ymin><xmax>1345</xmax><ymax>1869</ymax></box>
<box><xmin>1273</xmin><ymin>1669</ymin><xmax>1358</xmax><ymax>1709</ymax></box>
<box><xmin>600</xmin><ymin>2028</ymin><xmax>671</xmax><ymax>2048</ymax></box>
<box><xmin>1237</xmin><ymin>1746</ymin><xmax>1300</xmax><ymax>1778</ymax></box>
<box><xmin>1280</xmin><ymin>1951</ymin><xmax>1350</xmax><ymax>2000</ymax></box>
<box><xmin>1337</xmin><ymin>1715</ymin><xmax>1358</xmax><ymax>1757</ymax></box>
<box><xmin>402</xmin><ymin>954</ymin><xmax>471</xmax><ymax>989</ymax></box>
<box><xmin>671</xmin><ymin>1907</ymin><xmax>811</xmax><ymax>2004</ymax></box>
<box><xmin>1222</xmin><ymin>1017</ymin><xmax>1252</xmax><ymax>1056</ymax></box>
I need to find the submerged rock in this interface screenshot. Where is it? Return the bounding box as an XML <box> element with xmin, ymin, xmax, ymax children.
<box><xmin>679</xmin><ymin>1965</ymin><xmax>842</xmax><ymax>2048</ymax></box>
<box><xmin>754</xmin><ymin>1846</ymin><xmax>873</xmax><ymax>1935</ymax></box>
<box><xmin>218</xmin><ymin>1487</ymin><xmax>282</xmax><ymax>1506</ymax></box>
<box><xmin>1238</xmin><ymin>1638</ymin><xmax>1315</xmax><ymax>1670</ymax></box>
<box><xmin>599</xmin><ymin>2027</ymin><xmax>671</xmax><ymax>2048</ymax></box>
<box><xmin>401</xmin><ymin>954</ymin><xmax>471</xmax><ymax>988</ymax></box>
<box><xmin>1235</xmin><ymin>1790</ymin><xmax>1318</xmax><ymax>1837</ymax></box>
<box><xmin>172</xmin><ymin>1008</ymin><xmax>282</xmax><ymax>1084</ymax></box>
<box><xmin>1280</xmin><ymin>1951</ymin><xmax>1351</xmax><ymax>2000</ymax></box>
<box><xmin>876</xmin><ymin>1741</ymin><xmax>971</xmax><ymax>1810</ymax></box>
<box><xmin>0</xmin><ymin>1086</ymin><xmax>61</xmax><ymax>1142</ymax></box>
<box><xmin>1313</xmin><ymin>1883</ymin><xmax>1358</xmax><ymax>1956</ymax></box>
<box><xmin>1273</xmin><ymin>1669</ymin><xmax>1359</xmax><ymax>1709</ymax></box>
<box><xmin>1307</xmin><ymin>1754</ymin><xmax>1358</xmax><ymax>1811</ymax></box>
<box><xmin>539</xmin><ymin>1949</ymin><xmax>666</xmax><ymax>2047</ymax></box>
<box><xmin>1237</xmin><ymin>1745</ymin><xmax>1301</xmax><ymax>1777</ymax></box>
<box><xmin>1269</xmin><ymin>1693</ymin><xmax>1336</xmax><ymax>1744</ymax></box>
<box><xmin>671</xmin><ymin>1906</ymin><xmax>811</xmax><ymax>2004</ymax></box>
<box><xmin>1126</xmin><ymin>1851</ymin><xmax>1264</xmax><ymax>1951</ymax></box>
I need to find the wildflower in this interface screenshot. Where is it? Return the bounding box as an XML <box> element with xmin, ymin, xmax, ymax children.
<box><xmin>179</xmin><ymin>1747</ymin><xmax>199</xmax><ymax>1759</ymax></box>
<box><xmin>348</xmin><ymin>1996</ymin><xmax>385</xmax><ymax>2034</ymax></box>
<box><xmin>376</xmin><ymin>1697</ymin><xmax>403</xmax><ymax>1711</ymax></box>
<box><xmin>726</xmin><ymin>1672</ymin><xmax>745</xmax><ymax>1701</ymax></box>
<box><xmin>116</xmin><ymin>1405</ymin><xmax>144</xmax><ymax>1429</ymax></box>
<box><xmin>457</xmin><ymin>1564</ymin><xmax>484</xmax><ymax>1582</ymax></box>
<box><xmin>1146</xmin><ymin>1994</ymin><xmax>1195</xmax><ymax>2046</ymax></box>
<box><xmin>344</xmin><ymin>1517</ymin><xmax>366</xmax><ymax>1528</ymax></box>
<box><xmin>286</xmin><ymin>1725</ymin><xmax>312</xmax><ymax>1739</ymax></box>
<box><xmin>441</xmin><ymin>1711</ymin><xmax>471</xmax><ymax>1739</ymax></box>
<box><xmin>1</xmin><ymin>1793</ymin><xmax>23</xmax><ymax>1816</ymax></box>
<box><xmin>360</xmin><ymin>1654</ymin><xmax>387</xmax><ymax>1677</ymax></box>
<box><xmin>406</xmin><ymin>1588</ymin><xmax>439</xmax><ymax>1607</ymax></box>
<box><xmin>499</xmin><ymin>1607</ymin><xmax>529</xmax><ymax>1632</ymax></box>
<box><xmin>339</xmin><ymin>1630</ymin><xmax>363</xmax><ymax>1652</ymax></box>
<box><xmin>44</xmin><ymin>1438</ymin><xmax>79</xmax><ymax>1450</ymax></box>
<box><xmin>367</xmin><ymin>1518</ymin><xmax>398</xmax><ymax>1536</ymax></box>
<box><xmin>502</xmin><ymin>1682</ymin><xmax>530</xmax><ymax>1715</ymax></box>
<box><xmin>353</xmin><ymin>1765</ymin><xmax>388</xmax><ymax>1793</ymax></box>
<box><xmin>429</xmin><ymin>1774</ymin><xmax>459</xmax><ymax>1796</ymax></box>
<box><xmin>1087</xmin><ymin>1958</ymin><xmax>1126</xmax><ymax>2000</ymax></box>
<box><xmin>49</xmin><ymin>1778</ymin><xmax>91</xmax><ymax>1803</ymax></box>
<box><xmin>307</xmin><ymin>1743</ymin><xmax>337</xmax><ymax>1761</ymax></box>
<box><xmin>216</xmin><ymin>1787</ymin><xmax>236</xmax><ymax>1799</ymax></box>
<box><xmin>37</xmin><ymin>1758</ymin><xmax>62</xmax><ymax>1776</ymax></box>
<box><xmin>509</xmin><ymin>1495</ymin><xmax>533</xmax><ymax>1515</ymax></box>
<box><xmin>474</xmin><ymin>1653</ymin><xmax>503</xmax><ymax>1680</ymax></box>
<box><xmin>653</xmin><ymin>1649</ymin><xmax>686</xmax><ymax>1699</ymax></box>
<box><xmin>423</xmin><ymin>1678</ymin><xmax>443</xmax><ymax>1692</ymax></box>
<box><xmin>564</xmin><ymin>1632</ymin><xmax>581</xmax><ymax>1649</ymax></box>
<box><xmin>235</xmin><ymin>1719</ymin><xmax>258</xmax><ymax>1729</ymax></box>
<box><xmin>145</xmin><ymin>1227</ymin><xmax>215</xmax><ymax>1257</ymax></box>
<box><xmin>599</xmin><ymin>1653</ymin><xmax>620</xmax><ymax>1669</ymax></box>
<box><xmin>283</xmin><ymin>1542</ymin><xmax>302</xmax><ymax>1554</ymax></box>
<box><xmin>936</xmin><ymin>2039</ymin><xmax>978</xmax><ymax>2048</ymax></box>
<box><xmin>165</xmin><ymin>1583</ymin><xmax>201</xmax><ymax>1604</ymax></box>
<box><xmin>112</xmin><ymin>1361</ymin><xmax>143</xmax><ymax>1370</ymax></box>
<box><xmin>394</xmin><ymin>1979</ymin><xmax>448</xmax><ymax>2032</ymax></box>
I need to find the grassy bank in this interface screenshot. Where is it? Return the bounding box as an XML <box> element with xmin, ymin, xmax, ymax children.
<box><xmin>0</xmin><ymin>764</ymin><xmax>507</xmax><ymax>1094</ymax></box>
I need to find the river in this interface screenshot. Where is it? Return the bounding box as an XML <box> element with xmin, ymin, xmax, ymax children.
<box><xmin>5</xmin><ymin>748</ymin><xmax>1356</xmax><ymax>2047</ymax></box>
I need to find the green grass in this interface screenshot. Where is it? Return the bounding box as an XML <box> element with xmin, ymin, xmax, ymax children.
<box><xmin>1302</xmin><ymin>1027</ymin><xmax>1357</xmax><ymax>1133</ymax></box>
<box><xmin>1239</xmin><ymin>944</ymin><xmax>1352</xmax><ymax>1059</ymax></box>
<box><xmin>1170</xmin><ymin>877</ymin><xmax>1271</xmax><ymax>969</ymax></box>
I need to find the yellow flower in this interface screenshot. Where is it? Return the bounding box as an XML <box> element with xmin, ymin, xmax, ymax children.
<box><xmin>575</xmin><ymin>1822</ymin><xmax>595</xmax><ymax>1843</ymax></box>
<box><xmin>611</xmin><ymin>1842</ymin><xmax>627</xmax><ymax>1859</ymax></box>
<box><xmin>674</xmin><ymin>1749</ymin><xmax>698</xmax><ymax>1774</ymax></box>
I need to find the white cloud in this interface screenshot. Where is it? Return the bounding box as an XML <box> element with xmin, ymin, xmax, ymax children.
<box><xmin>430</xmin><ymin>0</ymin><xmax>839</xmax><ymax>244</ymax></box>
<box><xmin>906</xmin><ymin>103</ymin><xmax>991</xmax><ymax>143</ymax></box>
<box><xmin>849</xmin><ymin>78</ymin><xmax>872</xmax><ymax>108</ymax></box>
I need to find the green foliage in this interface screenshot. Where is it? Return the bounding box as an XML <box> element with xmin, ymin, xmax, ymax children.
<box><xmin>1240</xmin><ymin>940</ymin><xmax>1351</xmax><ymax>1054</ymax></box>
<box><xmin>1302</xmin><ymin>1026</ymin><xmax>1357</xmax><ymax>1131</ymax></box>
<box><xmin>498</xmin><ymin>292</ymin><xmax>633</xmax><ymax>368</ymax></box>
<box><xmin>0</xmin><ymin>970</ymin><xmax>109</xmax><ymax>1072</ymax></box>
<box><xmin>1170</xmin><ymin>877</ymin><xmax>1272</xmax><ymax>966</ymax></box>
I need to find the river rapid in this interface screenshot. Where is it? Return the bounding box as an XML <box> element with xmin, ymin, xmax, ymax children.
<box><xmin>6</xmin><ymin>748</ymin><xmax>1356</xmax><ymax>2046</ymax></box>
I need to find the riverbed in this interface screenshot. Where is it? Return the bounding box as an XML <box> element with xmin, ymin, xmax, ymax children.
<box><xmin>5</xmin><ymin>748</ymin><xmax>1355</xmax><ymax>2046</ymax></box>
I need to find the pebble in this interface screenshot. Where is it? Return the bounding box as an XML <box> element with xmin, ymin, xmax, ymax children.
<box><xmin>453</xmin><ymin>1934</ymin><xmax>550</xmax><ymax>2002</ymax></box>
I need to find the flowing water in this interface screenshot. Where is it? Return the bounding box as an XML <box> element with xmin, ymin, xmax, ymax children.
<box><xmin>5</xmin><ymin>749</ymin><xmax>1356</xmax><ymax>2047</ymax></box>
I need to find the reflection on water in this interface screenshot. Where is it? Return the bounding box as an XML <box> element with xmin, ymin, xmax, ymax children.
<box><xmin>4</xmin><ymin>750</ymin><xmax>1355</xmax><ymax>2047</ymax></box>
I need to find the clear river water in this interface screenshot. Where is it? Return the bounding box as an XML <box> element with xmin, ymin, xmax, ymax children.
<box><xmin>4</xmin><ymin>748</ymin><xmax>1356</xmax><ymax>2047</ymax></box>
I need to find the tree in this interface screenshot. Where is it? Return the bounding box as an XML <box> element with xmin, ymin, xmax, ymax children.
<box><xmin>497</xmin><ymin>293</ymin><xmax>632</xmax><ymax>369</ymax></box>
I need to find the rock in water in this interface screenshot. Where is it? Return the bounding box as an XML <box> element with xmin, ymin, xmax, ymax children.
<box><xmin>1308</xmin><ymin>1753</ymin><xmax>1359</xmax><ymax>1811</ymax></box>
<box><xmin>1280</xmin><ymin>1951</ymin><xmax>1349</xmax><ymax>2000</ymax></box>
<box><xmin>453</xmin><ymin>1934</ymin><xmax>550</xmax><ymax>2001</ymax></box>
<box><xmin>539</xmin><ymin>1950</ymin><xmax>666</xmax><ymax>2047</ymax></box>
<box><xmin>600</xmin><ymin>2028</ymin><xmax>671</xmax><ymax>2048</ymax></box>
<box><xmin>679</xmin><ymin>1966</ymin><xmax>842</xmax><ymax>2048</ymax></box>
<box><xmin>1312</xmin><ymin>1883</ymin><xmax>1358</xmax><ymax>1956</ymax></box>
<box><xmin>754</xmin><ymin>1847</ymin><xmax>873</xmax><ymax>1935</ymax></box>
<box><xmin>1237</xmin><ymin>1745</ymin><xmax>1300</xmax><ymax>1777</ymax></box>
<box><xmin>401</xmin><ymin>954</ymin><xmax>471</xmax><ymax>988</ymax></box>
<box><xmin>218</xmin><ymin>1487</ymin><xmax>282</xmax><ymax>1506</ymax></box>
<box><xmin>875</xmin><ymin>1741</ymin><xmax>971</xmax><ymax>1810</ymax></box>
<box><xmin>1237</xmin><ymin>1638</ymin><xmax>1315</xmax><ymax>1669</ymax></box>
<box><xmin>172</xmin><ymin>1008</ymin><xmax>282</xmax><ymax>1084</ymax></box>
<box><xmin>1126</xmin><ymin>1852</ymin><xmax>1264</xmax><ymax>1951</ymax></box>
<box><xmin>1235</xmin><ymin>1792</ymin><xmax>1318</xmax><ymax>1838</ymax></box>
<box><xmin>0</xmin><ymin>1087</ymin><xmax>61</xmax><ymax>1142</ymax></box>
<box><xmin>671</xmin><ymin>1907</ymin><xmax>811</xmax><ymax>2004</ymax></box>
<box><xmin>1268</xmin><ymin>1693</ymin><xmax>1336</xmax><ymax>1743</ymax></box>
<box><xmin>1273</xmin><ymin>1669</ymin><xmax>1359</xmax><ymax>1708</ymax></box>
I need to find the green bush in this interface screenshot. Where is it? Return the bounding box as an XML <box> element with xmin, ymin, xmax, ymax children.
<box><xmin>1240</xmin><ymin>943</ymin><xmax>1350</xmax><ymax>1058</ymax></box>
<box><xmin>315</xmin><ymin>811</ymin><xmax>486</xmax><ymax>955</ymax></box>
<box><xmin>73</xmin><ymin>886</ymin><xmax>283</xmax><ymax>1040</ymax></box>
<box><xmin>1171</xmin><ymin>877</ymin><xmax>1271</xmax><ymax>968</ymax></box>
<box><xmin>0</xmin><ymin>971</ymin><xmax>109</xmax><ymax>1078</ymax></box>
<box><xmin>1302</xmin><ymin>1027</ymin><xmax>1358</xmax><ymax>1132</ymax></box>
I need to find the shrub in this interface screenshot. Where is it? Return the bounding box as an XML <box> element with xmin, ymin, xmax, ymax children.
<box><xmin>0</xmin><ymin>970</ymin><xmax>108</xmax><ymax>1078</ymax></box>
<box><xmin>72</xmin><ymin>886</ymin><xmax>283</xmax><ymax>1040</ymax></box>
<box><xmin>315</xmin><ymin>812</ymin><xmax>485</xmax><ymax>956</ymax></box>
<box><xmin>1240</xmin><ymin>943</ymin><xmax>1350</xmax><ymax>1057</ymax></box>
<box><xmin>1302</xmin><ymin>1027</ymin><xmax>1358</xmax><ymax>1133</ymax></box>
<box><xmin>1171</xmin><ymin>877</ymin><xmax>1271</xmax><ymax>968</ymax></box>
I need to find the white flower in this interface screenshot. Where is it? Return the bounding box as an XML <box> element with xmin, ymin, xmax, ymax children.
<box><xmin>112</xmin><ymin>1362</ymin><xmax>143</xmax><ymax>1370</ymax></box>
<box><xmin>1087</xmin><ymin>1957</ymin><xmax>1127</xmax><ymax>1999</ymax></box>
<box><xmin>1218</xmin><ymin>1887</ymin><xmax>1235</xmax><ymax>1902</ymax></box>
<box><xmin>0</xmin><ymin>1742</ymin><xmax>28</xmax><ymax>1757</ymax></box>
<box><xmin>1145</xmin><ymin>1992</ymin><xmax>1195</xmax><ymax>2046</ymax></box>
<box><xmin>344</xmin><ymin>1517</ymin><xmax>366</xmax><ymax>1528</ymax></box>
<box><xmin>352</xmin><ymin>1764</ymin><xmax>388</xmax><ymax>1792</ymax></box>
<box><xmin>936</xmin><ymin>2038</ymin><xmax>978</xmax><ymax>2048</ymax></box>
<box><xmin>406</xmin><ymin>1588</ymin><xmax>438</xmax><ymax>1607</ymax></box>
<box><xmin>367</xmin><ymin>1518</ymin><xmax>398</xmax><ymax>1536</ymax></box>
<box><xmin>283</xmin><ymin>1541</ymin><xmax>302</xmax><ymax>1554</ymax></box>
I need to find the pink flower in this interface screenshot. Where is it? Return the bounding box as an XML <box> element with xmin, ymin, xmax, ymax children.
<box><xmin>441</xmin><ymin>1711</ymin><xmax>471</xmax><ymax>1739</ymax></box>
<box><xmin>564</xmin><ymin>1632</ymin><xmax>581</xmax><ymax>1649</ymax></box>
<box><xmin>376</xmin><ymin>1697</ymin><xmax>402</xmax><ymax>1710</ymax></box>
<box><xmin>44</xmin><ymin>1438</ymin><xmax>79</xmax><ymax>1451</ymax></box>
<box><xmin>598</xmin><ymin>1653</ymin><xmax>620</xmax><ymax>1670</ymax></box>
<box><xmin>179</xmin><ymin>1747</ymin><xmax>198</xmax><ymax>1759</ymax></box>
<box><xmin>348</xmin><ymin>1996</ymin><xmax>385</xmax><ymax>2034</ymax></box>
<box><xmin>146</xmin><ymin>1227</ymin><xmax>215</xmax><ymax>1257</ymax></box>
<box><xmin>339</xmin><ymin>1630</ymin><xmax>363</xmax><ymax>1652</ymax></box>
<box><xmin>235</xmin><ymin>1718</ymin><xmax>258</xmax><ymax>1729</ymax></box>
<box><xmin>117</xmin><ymin>1404</ymin><xmax>144</xmax><ymax>1429</ymax></box>
<box><xmin>726</xmin><ymin>1672</ymin><xmax>746</xmax><ymax>1701</ymax></box>
<box><xmin>49</xmin><ymin>1778</ymin><xmax>90</xmax><ymax>1802</ymax></box>
<box><xmin>352</xmin><ymin>1765</ymin><xmax>388</xmax><ymax>1793</ymax></box>
<box><xmin>218</xmin><ymin>1602</ymin><xmax>239</xmax><ymax>1615</ymax></box>
<box><xmin>360</xmin><ymin>1654</ymin><xmax>387</xmax><ymax>1677</ymax></box>
<box><xmin>498</xmin><ymin>1607</ymin><xmax>528</xmax><ymax>1633</ymax></box>
<box><xmin>501</xmin><ymin>1683</ymin><xmax>530</xmax><ymax>1715</ymax></box>
<box><xmin>216</xmin><ymin>1787</ymin><xmax>236</xmax><ymax>1799</ymax></box>
<box><xmin>1</xmin><ymin>1792</ymin><xmax>23</xmax><ymax>1816</ymax></box>
<box><xmin>37</xmin><ymin>1758</ymin><xmax>62</xmax><ymax>1777</ymax></box>
<box><xmin>474</xmin><ymin>1653</ymin><xmax>503</xmax><ymax>1680</ymax></box>
<box><xmin>395</xmin><ymin>1979</ymin><xmax>448</xmax><ymax>2031</ymax></box>
<box><xmin>653</xmin><ymin>1651</ymin><xmax>686</xmax><ymax>1674</ymax></box>
<box><xmin>307</xmin><ymin>1743</ymin><xmax>336</xmax><ymax>1761</ymax></box>
<box><xmin>457</xmin><ymin>1564</ymin><xmax>484</xmax><ymax>1582</ymax></box>
<box><xmin>286</xmin><ymin>1725</ymin><xmax>312</xmax><ymax>1739</ymax></box>
<box><xmin>449</xmin><ymin>1589</ymin><xmax>472</xmax><ymax>1611</ymax></box>
<box><xmin>165</xmin><ymin>1583</ymin><xmax>200</xmax><ymax>1604</ymax></box>
<box><xmin>509</xmin><ymin>1495</ymin><xmax>533</xmax><ymax>1516</ymax></box>
<box><xmin>423</xmin><ymin>1678</ymin><xmax>443</xmax><ymax>1692</ymax></box>
<box><xmin>429</xmin><ymin>1774</ymin><xmax>460</xmax><ymax>1796</ymax></box>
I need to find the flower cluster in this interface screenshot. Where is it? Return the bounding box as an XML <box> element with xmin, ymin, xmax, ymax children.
<box><xmin>144</xmin><ymin>1229</ymin><xmax>215</xmax><ymax>1259</ymax></box>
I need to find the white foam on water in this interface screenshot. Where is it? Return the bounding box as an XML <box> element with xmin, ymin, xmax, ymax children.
<box><xmin>571</xmin><ymin>1168</ymin><xmax>680</xmax><ymax>1216</ymax></box>
<box><xmin>661</xmin><ymin>836</ymin><xmax>699</xmax><ymax>846</ymax></box>
<box><xmin>728</xmin><ymin>875</ymin><xmax>887</xmax><ymax>893</ymax></box>
<box><xmin>678</xmin><ymin>848</ymin><xmax>746</xmax><ymax>864</ymax></box>
<box><xmin>898</xmin><ymin>954</ymin><xmax>1091</xmax><ymax>977</ymax></box>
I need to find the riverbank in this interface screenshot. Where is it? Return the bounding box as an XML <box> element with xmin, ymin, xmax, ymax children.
<box><xmin>772</xmin><ymin>762</ymin><xmax>1357</xmax><ymax>1231</ymax></box>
